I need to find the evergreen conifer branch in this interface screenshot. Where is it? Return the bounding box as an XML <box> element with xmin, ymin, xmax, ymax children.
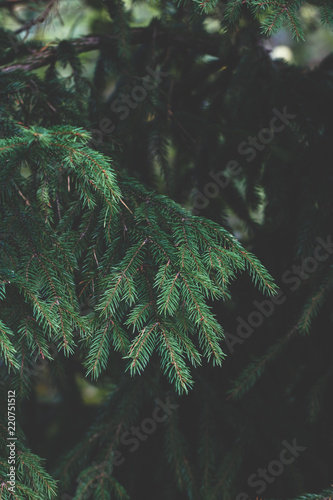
<box><xmin>0</xmin><ymin>124</ymin><xmax>277</xmax><ymax>397</ymax></box>
<box><xmin>0</xmin><ymin>423</ymin><xmax>57</xmax><ymax>499</ymax></box>
<box><xmin>1</xmin><ymin>2</ymin><xmax>332</xmax><ymax>497</ymax></box>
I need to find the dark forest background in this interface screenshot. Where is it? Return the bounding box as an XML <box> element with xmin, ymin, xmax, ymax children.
<box><xmin>1</xmin><ymin>1</ymin><xmax>333</xmax><ymax>499</ymax></box>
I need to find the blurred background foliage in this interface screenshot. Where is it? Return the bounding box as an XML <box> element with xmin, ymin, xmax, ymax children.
<box><xmin>2</xmin><ymin>1</ymin><xmax>333</xmax><ymax>67</ymax></box>
<box><xmin>1</xmin><ymin>1</ymin><xmax>333</xmax><ymax>499</ymax></box>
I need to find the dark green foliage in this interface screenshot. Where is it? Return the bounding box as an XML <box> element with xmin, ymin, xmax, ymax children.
<box><xmin>199</xmin><ymin>0</ymin><xmax>333</xmax><ymax>41</ymax></box>
<box><xmin>0</xmin><ymin>125</ymin><xmax>276</xmax><ymax>398</ymax></box>
<box><xmin>0</xmin><ymin>0</ymin><xmax>333</xmax><ymax>498</ymax></box>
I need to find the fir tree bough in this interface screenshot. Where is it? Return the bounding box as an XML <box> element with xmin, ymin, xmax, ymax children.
<box><xmin>1</xmin><ymin>0</ymin><xmax>333</xmax><ymax>498</ymax></box>
<box><xmin>0</xmin><ymin>125</ymin><xmax>276</xmax><ymax>396</ymax></box>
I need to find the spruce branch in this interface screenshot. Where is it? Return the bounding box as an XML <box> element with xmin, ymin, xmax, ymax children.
<box><xmin>0</xmin><ymin>124</ymin><xmax>277</xmax><ymax>394</ymax></box>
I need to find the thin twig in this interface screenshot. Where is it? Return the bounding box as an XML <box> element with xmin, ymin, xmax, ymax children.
<box><xmin>14</xmin><ymin>0</ymin><xmax>59</xmax><ymax>35</ymax></box>
<box><xmin>0</xmin><ymin>29</ymin><xmax>221</xmax><ymax>74</ymax></box>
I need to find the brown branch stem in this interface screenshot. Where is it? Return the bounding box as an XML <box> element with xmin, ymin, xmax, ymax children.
<box><xmin>0</xmin><ymin>28</ymin><xmax>221</xmax><ymax>74</ymax></box>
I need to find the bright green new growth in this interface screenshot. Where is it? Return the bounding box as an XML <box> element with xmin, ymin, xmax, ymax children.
<box><xmin>0</xmin><ymin>126</ymin><xmax>276</xmax><ymax>395</ymax></box>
